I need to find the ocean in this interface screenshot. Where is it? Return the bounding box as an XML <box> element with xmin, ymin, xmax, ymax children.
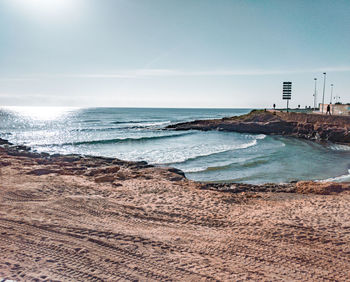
<box><xmin>1</xmin><ymin>106</ymin><xmax>349</xmax><ymax>184</ymax></box>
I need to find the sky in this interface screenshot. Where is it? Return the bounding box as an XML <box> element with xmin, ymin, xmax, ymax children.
<box><xmin>0</xmin><ymin>0</ymin><xmax>349</xmax><ymax>108</ymax></box>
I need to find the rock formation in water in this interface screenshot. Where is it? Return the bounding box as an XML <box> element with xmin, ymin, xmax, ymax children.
<box><xmin>166</xmin><ymin>110</ymin><xmax>350</xmax><ymax>144</ymax></box>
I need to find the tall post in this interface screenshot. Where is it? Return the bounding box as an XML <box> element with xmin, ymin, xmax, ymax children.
<box><xmin>330</xmin><ymin>84</ymin><xmax>334</xmax><ymax>103</ymax></box>
<box><xmin>287</xmin><ymin>100</ymin><xmax>289</xmax><ymax>112</ymax></box>
<box><xmin>330</xmin><ymin>84</ymin><xmax>334</xmax><ymax>115</ymax></box>
<box><xmin>321</xmin><ymin>72</ymin><xmax>326</xmax><ymax>113</ymax></box>
<box><xmin>313</xmin><ymin>78</ymin><xmax>317</xmax><ymax>110</ymax></box>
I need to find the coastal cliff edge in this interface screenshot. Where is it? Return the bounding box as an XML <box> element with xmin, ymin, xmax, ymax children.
<box><xmin>166</xmin><ymin>110</ymin><xmax>350</xmax><ymax>144</ymax></box>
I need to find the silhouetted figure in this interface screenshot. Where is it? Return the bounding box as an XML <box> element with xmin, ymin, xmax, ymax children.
<box><xmin>326</xmin><ymin>104</ymin><xmax>331</xmax><ymax>115</ymax></box>
<box><xmin>273</xmin><ymin>104</ymin><xmax>276</xmax><ymax>110</ymax></box>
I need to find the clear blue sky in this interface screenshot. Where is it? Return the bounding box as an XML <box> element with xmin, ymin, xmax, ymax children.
<box><xmin>0</xmin><ymin>0</ymin><xmax>349</xmax><ymax>108</ymax></box>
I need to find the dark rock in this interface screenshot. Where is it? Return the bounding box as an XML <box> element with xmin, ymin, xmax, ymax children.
<box><xmin>55</xmin><ymin>155</ymin><xmax>82</xmax><ymax>163</ymax></box>
<box><xmin>14</xmin><ymin>145</ymin><xmax>31</xmax><ymax>151</ymax></box>
<box><xmin>127</xmin><ymin>161</ymin><xmax>153</xmax><ymax>169</ymax></box>
<box><xmin>40</xmin><ymin>152</ymin><xmax>50</xmax><ymax>158</ymax></box>
<box><xmin>86</xmin><ymin>166</ymin><xmax>120</xmax><ymax>176</ymax></box>
<box><xmin>169</xmin><ymin>176</ymin><xmax>184</xmax><ymax>182</ymax></box>
<box><xmin>0</xmin><ymin>138</ymin><xmax>13</xmax><ymax>145</ymax></box>
<box><xmin>27</xmin><ymin>169</ymin><xmax>57</xmax><ymax>176</ymax></box>
<box><xmin>296</xmin><ymin>181</ymin><xmax>349</xmax><ymax>195</ymax></box>
<box><xmin>7</xmin><ymin>150</ymin><xmax>42</xmax><ymax>158</ymax></box>
<box><xmin>167</xmin><ymin>167</ymin><xmax>186</xmax><ymax>177</ymax></box>
<box><xmin>116</xmin><ymin>171</ymin><xmax>127</xmax><ymax>180</ymax></box>
<box><xmin>199</xmin><ymin>181</ymin><xmax>296</xmax><ymax>193</ymax></box>
<box><xmin>94</xmin><ymin>175</ymin><xmax>115</xmax><ymax>183</ymax></box>
<box><xmin>0</xmin><ymin>161</ymin><xmax>11</xmax><ymax>167</ymax></box>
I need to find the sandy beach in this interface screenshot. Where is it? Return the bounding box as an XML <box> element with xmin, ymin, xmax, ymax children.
<box><xmin>1</xmin><ymin>0</ymin><xmax>350</xmax><ymax>280</ymax></box>
<box><xmin>1</xmin><ymin>140</ymin><xmax>350</xmax><ymax>281</ymax></box>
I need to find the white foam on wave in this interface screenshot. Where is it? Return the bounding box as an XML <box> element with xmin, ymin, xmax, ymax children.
<box><xmin>246</xmin><ymin>134</ymin><xmax>266</xmax><ymax>140</ymax></box>
<box><xmin>133</xmin><ymin>121</ymin><xmax>171</xmax><ymax>127</ymax></box>
<box><xmin>318</xmin><ymin>169</ymin><xmax>350</xmax><ymax>182</ymax></box>
<box><xmin>329</xmin><ymin>144</ymin><xmax>350</xmax><ymax>151</ymax></box>
<box><xmin>183</xmin><ymin>167</ymin><xmax>208</xmax><ymax>173</ymax></box>
<box><xmin>255</xmin><ymin>134</ymin><xmax>266</xmax><ymax>140</ymax></box>
<box><xmin>158</xmin><ymin>139</ymin><xmax>257</xmax><ymax>166</ymax></box>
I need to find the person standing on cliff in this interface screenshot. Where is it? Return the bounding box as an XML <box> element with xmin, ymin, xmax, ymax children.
<box><xmin>326</xmin><ymin>104</ymin><xmax>331</xmax><ymax>115</ymax></box>
<box><xmin>273</xmin><ymin>104</ymin><xmax>276</xmax><ymax>110</ymax></box>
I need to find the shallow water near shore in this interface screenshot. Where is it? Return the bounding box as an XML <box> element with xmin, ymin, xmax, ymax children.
<box><xmin>1</xmin><ymin>106</ymin><xmax>349</xmax><ymax>184</ymax></box>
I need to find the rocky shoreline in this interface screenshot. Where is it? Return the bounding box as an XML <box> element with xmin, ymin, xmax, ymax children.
<box><xmin>0</xmin><ymin>137</ymin><xmax>348</xmax><ymax>194</ymax></box>
<box><xmin>166</xmin><ymin>110</ymin><xmax>350</xmax><ymax>144</ymax></box>
<box><xmin>0</xmin><ymin>137</ymin><xmax>294</xmax><ymax>193</ymax></box>
<box><xmin>1</xmin><ymin>137</ymin><xmax>350</xmax><ymax>280</ymax></box>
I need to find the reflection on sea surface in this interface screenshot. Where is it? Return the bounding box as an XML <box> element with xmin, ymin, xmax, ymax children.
<box><xmin>1</xmin><ymin>107</ymin><xmax>349</xmax><ymax>184</ymax></box>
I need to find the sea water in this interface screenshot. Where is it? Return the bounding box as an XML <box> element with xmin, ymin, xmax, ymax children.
<box><xmin>1</xmin><ymin>107</ymin><xmax>349</xmax><ymax>184</ymax></box>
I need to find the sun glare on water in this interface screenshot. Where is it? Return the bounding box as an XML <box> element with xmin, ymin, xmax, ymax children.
<box><xmin>5</xmin><ymin>106</ymin><xmax>77</xmax><ymax>121</ymax></box>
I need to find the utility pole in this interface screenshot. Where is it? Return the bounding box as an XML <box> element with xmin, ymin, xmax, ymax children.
<box><xmin>321</xmin><ymin>72</ymin><xmax>326</xmax><ymax>114</ymax></box>
<box><xmin>313</xmin><ymin>78</ymin><xmax>317</xmax><ymax>110</ymax></box>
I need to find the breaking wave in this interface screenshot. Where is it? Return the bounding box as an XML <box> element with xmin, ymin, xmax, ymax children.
<box><xmin>329</xmin><ymin>144</ymin><xmax>350</xmax><ymax>151</ymax></box>
<box><xmin>163</xmin><ymin>140</ymin><xmax>258</xmax><ymax>165</ymax></box>
<box><xmin>319</xmin><ymin>169</ymin><xmax>350</xmax><ymax>182</ymax></box>
<box><xmin>183</xmin><ymin>157</ymin><xmax>268</xmax><ymax>173</ymax></box>
<box><xmin>46</xmin><ymin>132</ymin><xmax>193</xmax><ymax>146</ymax></box>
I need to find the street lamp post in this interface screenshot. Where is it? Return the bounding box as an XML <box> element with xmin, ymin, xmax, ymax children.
<box><xmin>330</xmin><ymin>84</ymin><xmax>334</xmax><ymax>115</ymax></box>
<box><xmin>321</xmin><ymin>72</ymin><xmax>326</xmax><ymax>114</ymax></box>
<box><xmin>313</xmin><ymin>78</ymin><xmax>317</xmax><ymax>110</ymax></box>
<box><xmin>330</xmin><ymin>84</ymin><xmax>334</xmax><ymax>104</ymax></box>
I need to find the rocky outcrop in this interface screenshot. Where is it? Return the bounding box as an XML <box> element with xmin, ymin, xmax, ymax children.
<box><xmin>0</xmin><ymin>138</ymin><xmax>12</xmax><ymax>145</ymax></box>
<box><xmin>296</xmin><ymin>181</ymin><xmax>350</xmax><ymax>195</ymax></box>
<box><xmin>166</xmin><ymin>110</ymin><xmax>350</xmax><ymax>144</ymax></box>
<box><xmin>0</xmin><ymin>138</ymin><xmax>187</xmax><ymax>185</ymax></box>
